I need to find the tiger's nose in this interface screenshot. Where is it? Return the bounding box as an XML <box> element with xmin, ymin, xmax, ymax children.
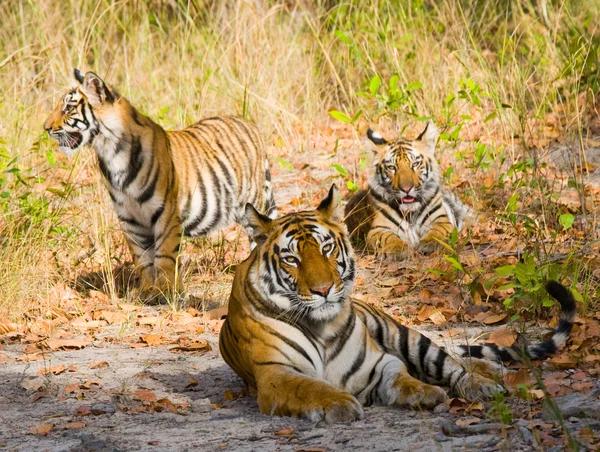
<box><xmin>311</xmin><ymin>282</ymin><xmax>333</xmax><ymax>297</ymax></box>
<box><xmin>43</xmin><ymin>119</ymin><xmax>53</xmax><ymax>133</ymax></box>
<box><xmin>399</xmin><ymin>183</ymin><xmax>413</xmax><ymax>193</ymax></box>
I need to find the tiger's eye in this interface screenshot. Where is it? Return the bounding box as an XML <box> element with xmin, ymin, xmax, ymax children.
<box><xmin>282</xmin><ymin>255</ymin><xmax>299</xmax><ymax>266</ymax></box>
<box><xmin>322</xmin><ymin>243</ymin><xmax>334</xmax><ymax>255</ymax></box>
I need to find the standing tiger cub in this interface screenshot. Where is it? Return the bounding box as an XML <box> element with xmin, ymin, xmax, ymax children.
<box><xmin>219</xmin><ymin>185</ymin><xmax>576</xmax><ymax>423</ymax></box>
<box><xmin>44</xmin><ymin>69</ymin><xmax>276</xmax><ymax>295</ymax></box>
<box><xmin>345</xmin><ymin>123</ymin><xmax>471</xmax><ymax>259</ymax></box>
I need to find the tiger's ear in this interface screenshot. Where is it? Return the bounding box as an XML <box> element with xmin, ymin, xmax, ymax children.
<box><xmin>74</xmin><ymin>68</ymin><xmax>85</xmax><ymax>84</ymax></box>
<box><xmin>81</xmin><ymin>71</ymin><xmax>113</xmax><ymax>106</ymax></box>
<box><xmin>317</xmin><ymin>184</ymin><xmax>343</xmax><ymax>223</ymax></box>
<box><xmin>244</xmin><ymin>203</ymin><xmax>273</xmax><ymax>246</ymax></box>
<box><xmin>367</xmin><ymin>129</ymin><xmax>388</xmax><ymax>146</ymax></box>
<box><xmin>416</xmin><ymin>121</ymin><xmax>439</xmax><ymax>155</ymax></box>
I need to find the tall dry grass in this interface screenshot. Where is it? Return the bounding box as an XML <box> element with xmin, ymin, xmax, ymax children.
<box><xmin>1</xmin><ymin>0</ymin><xmax>598</xmax><ymax>319</ymax></box>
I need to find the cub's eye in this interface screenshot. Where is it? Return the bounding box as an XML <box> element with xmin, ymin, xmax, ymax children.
<box><xmin>411</xmin><ymin>161</ymin><xmax>421</xmax><ymax>169</ymax></box>
<box><xmin>385</xmin><ymin>165</ymin><xmax>396</xmax><ymax>173</ymax></box>
<box><xmin>322</xmin><ymin>243</ymin><xmax>334</xmax><ymax>255</ymax></box>
<box><xmin>281</xmin><ymin>256</ymin><xmax>299</xmax><ymax>266</ymax></box>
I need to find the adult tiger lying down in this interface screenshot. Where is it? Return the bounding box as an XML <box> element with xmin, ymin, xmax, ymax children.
<box><xmin>219</xmin><ymin>185</ymin><xmax>576</xmax><ymax>423</ymax></box>
<box><xmin>44</xmin><ymin>69</ymin><xmax>276</xmax><ymax>296</ymax></box>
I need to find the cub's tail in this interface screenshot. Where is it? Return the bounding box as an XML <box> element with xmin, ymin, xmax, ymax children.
<box><xmin>264</xmin><ymin>159</ymin><xmax>277</xmax><ymax>219</ymax></box>
<box><xmin>457</xmin><ymin>281</ymin><xmax>576</xmax><ymax>362</ymax></box>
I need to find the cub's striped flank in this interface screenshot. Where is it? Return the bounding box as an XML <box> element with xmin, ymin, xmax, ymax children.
<box><xmin>44</xmin><ymin>69</ymin><xmax>276</xmax><ymax>295</ymax></box>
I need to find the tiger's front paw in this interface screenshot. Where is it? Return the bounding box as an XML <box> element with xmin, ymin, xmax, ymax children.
<box><xmin>306</xmin><ymin>393</ymin><xmax>364</xmax><ymax>424</ymax></box>
<box><xmin>418</xmin><ymin>240</ymin><xmax>440</xmax><ymax>256</ymax></box>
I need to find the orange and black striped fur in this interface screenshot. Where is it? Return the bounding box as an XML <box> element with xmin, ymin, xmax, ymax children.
<box><xmin>219</xmin><ymin>185</ymin><xmax>576</xmax><ymax>422</ymax></box>
<box><xmin>345</xmin><ymin>123</ymin><xmax>471</xmax><ymax>258</ymax></box>
<box><xmin>44</xmin><ymin>69</ymin><xmax>276</xmax><ymax>295</ymax></box>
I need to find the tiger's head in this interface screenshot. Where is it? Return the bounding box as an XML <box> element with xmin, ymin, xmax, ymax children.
<box><xmin>368</xmin><ymin>122</ymin><xmax>441</xmax><ymax>212</ymax></box>
<box><xmin>245</xmin><ymin>185</ymin><xmax>356</xmax><ymax>323</ymax></box>
<box><xmin>44</xmin><ymin>69</ymin><xmax>119</xmax><ymax>156</ymax></box>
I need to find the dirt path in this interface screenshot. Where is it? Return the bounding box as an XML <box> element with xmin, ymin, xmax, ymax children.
<box><xmin>0</xmin><ymin>327</ymin><xmax>535</xmax><ymax>452</ymax></box>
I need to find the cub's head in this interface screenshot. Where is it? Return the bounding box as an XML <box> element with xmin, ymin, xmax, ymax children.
<box><xmin>245</xmin><ymin>185</ymin><xmax>356</xmax><ymax>322</ymax></box>
<box><xmin>44</xmin><ymin>69</ymin><xmax>118</xmax><ymax>156</ymax></box>
<box><xmin>368</xmin><ymin>122</ymin><xmax>441</xmax><ymax>212</ymax></box>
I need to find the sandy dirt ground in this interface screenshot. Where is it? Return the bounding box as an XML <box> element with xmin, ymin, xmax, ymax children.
<box><xmin>0</xmin><ymin>323</ymin><xmax>537</xmax><ymax>452</ymax></box>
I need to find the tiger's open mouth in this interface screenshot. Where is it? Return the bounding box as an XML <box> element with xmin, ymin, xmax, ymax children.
<box><xmin>52</xmin><ymin>132</ymin><xmax>83</xmax><ymax>150</ymax></box>
<box><xmin>401</xmin><ymin>196</ymin><xmax>416</xmax><ymax>204</ymax></box>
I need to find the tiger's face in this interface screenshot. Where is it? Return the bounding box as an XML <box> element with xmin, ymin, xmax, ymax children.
<box><xmin>245</xmin><ymin>185</ymin><xmax>356</xmax><ymax>323</ymax></box>
<box><xmin>44</xmin><ymin>69</ymin><xmax>115</xmax><ymax>156</ymax></box>
<box><xmin>368</xmin><ymin>123</ymin><xmax>441</xmax><ymax>212</ymax></box>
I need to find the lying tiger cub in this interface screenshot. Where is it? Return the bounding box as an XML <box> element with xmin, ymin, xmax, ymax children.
<box><xmin>345</xmin><ymin>123</ymin><xmax>472</xmax><ymax>258</ymax></box>
<box><xmin>219</xmin><ymin>185</ymin><xmax>575</xmax><ymax>423</ymax></box>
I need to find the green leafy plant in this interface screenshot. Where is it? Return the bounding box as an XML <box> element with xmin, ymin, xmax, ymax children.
<box><xmin>488</xmin><ymin>392</ymin><xmax>513</xmax><ymax>425</ymax></box>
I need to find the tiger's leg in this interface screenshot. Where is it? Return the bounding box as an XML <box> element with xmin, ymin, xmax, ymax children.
<box><xmin>151</xmin><ymin>199</ymin><xmax>183</xmax><ymax>294</ymax></box>
<box><xmin>366</xmin><ymin>228</ymin><xmax>410</xmax><ymax>260</ymax></box>
<box><xmin>419</xmin><ymin>218</ymin><xmax>454</xmax><ymax>254</ymax></box>
<box><xmin>122</xmin><ymin>228</ymin><xmax>155</xmax><ymax>293</ymax></box>
<box><xmin>255</xmin><ymin>365</ymin><xmax>364</xmax><ymax>423</ymax></box>
<box><xmin>355</xmin><ymin>302</ymin><xmax>503</xmax><ymax>400</ymax></box>
<box><xmin>368</xmin><ymin>355</ymin><xmax>448</xmax><ymax>409</ymax></box>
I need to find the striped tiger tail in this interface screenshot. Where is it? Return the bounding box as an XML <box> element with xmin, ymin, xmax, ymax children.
<box><xmin>456</xmin><ymin>281</ymin><xmax>576</xmax><ymax>362</ymax></box>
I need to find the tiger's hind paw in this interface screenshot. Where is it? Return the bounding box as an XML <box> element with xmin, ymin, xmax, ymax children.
<box><xmin>394</xmin><ymin>375</ymin><xmax>448</xmax><ymax>409</ymax></box>
<box><xmin>457</xmin><ymin>373</ymin><xmax>504</xmax><ymax>400</ymax></box>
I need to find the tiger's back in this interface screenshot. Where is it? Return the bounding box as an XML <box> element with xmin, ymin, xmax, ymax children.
<box><xmin>170</xmin><ymin>116</ymin><xmax>274</xmax><ymax>236</ymax></box>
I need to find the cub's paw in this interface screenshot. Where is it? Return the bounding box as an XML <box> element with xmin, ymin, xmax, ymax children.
<box><xmin>395</xmin><ymin>376</ymin><xmax>448</xmax><ymax>409</ymax></box>
<box><xmin>457</xmin><ymin>373</ymin><xmax>504</xmax><ymax>400</ymax></box>
<box><xmin>306</xmin><ymin>393</ymin><xmax>364</xmax><ymax>424</ymax></box>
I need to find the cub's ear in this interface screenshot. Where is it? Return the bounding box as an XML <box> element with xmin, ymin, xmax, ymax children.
<box><xmin>367</xmin><ymin>129</ymin><xmax>388</xmax><ymax>146</ymax></box>
<box><xmin>317</xmin><ymin>184</ymin><xmax>343</xmax><ymax>223</ymax></box>
<box><xmin>74</xmin><ymin>68</ymin><xmax>85</xmax><ymax>84</ymax></box>
<box><xmin>244</xmin><ymin>203</ymin><xmax>273</xmax><ymax>246</ymax></box>
<box><xmin>81</xmin><ymin>71</ymin><xmax>113</xmax><ymax>106</ymax></box>
<box><xmin>416</xmin><ymin>121</ymin><xmax>439</xmax><ymax>155</ymax></box>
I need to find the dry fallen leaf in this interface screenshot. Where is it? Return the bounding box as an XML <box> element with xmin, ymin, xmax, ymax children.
<box><xmin>75</xmin><ymin>405</ymin><xmax>92</xmax><ymax>416</ymax></box>
<box><xmin>134</xmin><ymin>389</ymin><xmax>157</xmax><ymax>403</ymax></box>
<box><xmin>46</xmin><ymin>338</ymin><xmax>88</xmax><ymax>351</ymax></box>
<box><xmin>417</xmin><ymin>305</ymin><xmax>437</xmax><ymax>322</ymax></box>
<box><xmin>30</xmin><ymin>422</ymin><xmax>54</xmax><ymax>436</ymax></box>
<box><xmin>37</xmin><ymin>365</ymin><xmax>67</xmax><ymax>376</ymax></box>
<box><xmin>456</xmin><ymin>417</ymin><xmax>480</xmax><ymax>427</ymax></box>
<box><xmin>442</xmin><ymin>328</ymin><xmax>462</xmax><ymax>338</ymax></box>
<box><xmin>487</xmin><ymin>328</ymin><xmax>517</xmax><ymax>347</ymax></box>
<box><xmin>61</xmin><ymin>421</ymin><xmax>86</xmax><ymax>429</ymax></box>
<box><xmin>64</xmin><ymin>383</ymin><xmax>80</xmax><ymax>394</ymax></box>
<box><xmin>170</xmin><ymin>339</ymin><xmax>211</xmax><ymax>353</ymax></box>
<box><xmin>548</xmin><ymin>353</ymin><xmax>578</xmax><ymax>369</ymax></box>
<box><xmin>89</xmin><ymin>361</ymin><xmax>109</xmax><ymax>369</ymax></box>
<box><xmin>154</xmin><ymin>398</ymin><xmax>178</xmax><ymax>413</ymax></box>
<box><xmin>21</xmin><ymin>377</ymin><xmax>47</xmax><ymax>392</ymax></box>
<box><xmin>141</xmin><ymin>334</ymin><xmax>170</xmax><ymax>346</ymax></box>
<box><xmin>474</xmin><ymin>311</ymin><xmax>507</xmax><ymax>325</ymax></box>
<box><xmin>186</xmin><ymin>376</ymin><xmax>198</xmax><ymax>388</ymax></box>
<box><xmin>224</xmin><ymin>390</ymin><xmax>237</xmax><ymax>401</ymax></box>
<box><xmin>503</xmin><ymin>369</ymin><xmax>532</xmax><ymax>388</ymax></box>
<box><xmin>528</xmin><ymin>389</ymin><xmax>545</xmax><ymax>399</ymax></box>
<box><xmin>80</xmin><ymin>379</ymin><xmax>102</xmax><ymax>389</ymax></box>
<box><xmin>275</xmin><ymin>428</ymin><xmax>295</xmax><ymax>436</ymax></box>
